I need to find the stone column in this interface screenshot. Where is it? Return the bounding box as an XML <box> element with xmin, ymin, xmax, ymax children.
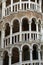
<box><xmin>19</xmin><ymin>50</ymin><xmax>22</xmax><ymax>65</ymax></box>
<box><xmin>30</xmin><ymin>49</ymin><xmax>33</xmax><ymax>65</ymax></box>
<box><xmin>9</xmin><ymin>53</ymin><xmax>11</xmax><ymax>65</ymax></box>
<box><xmin>20</xmin><ymin>0</ymin><xmax>22</xmax><ymax>9</ymax></box>
<box><xmin>2</xmin><ymin>0</ymin><xmax>6</xmax><ymax>17</ymax></box>
<box><xmin>29</xmin><ymin>0</ymin><xmax>30</xmax><ymax>9</ymax></box>
<box><xmin>29</xmin><ymin>22</ymin><xmax>31</xmax><ymax>41</ymax></box>
<box><xmin>11</xmin><ymin>0</ymin><xmax>13</xmax><ymax>12</ymax></box>
<box><xmin>19</xmin><ymin>22</ymin><xmax>22</xmax><ymax>41</ymax></box>
<box><xmin>1</xmin><ymin>27</ymin><xmax>5</xmax><ymax>48</ymax></box>
<box><xmin>38</xmin><ymin>49</ymin><xmax>41</xmax><ymax>65</ymax></box>
<box><xmin>10</xmin><ymin>24</ymin><xmax>13</xmax><ymax>44</ymax></box>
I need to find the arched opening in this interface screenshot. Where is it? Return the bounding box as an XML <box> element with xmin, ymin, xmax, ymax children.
<box><xmin>32</xmin><ymin>44</ymin><xmax>38</xmax><ymax>60</ymax></box>
<box><xmin>22</xmin><ymin>18</ymin><xmax>29</xmax><ymax>31</ymax></box>
<box><xmin>31</xmin><ymin>18</ymin><xmax>36</xmax><ymax>31</ymax></box>
<box><xmin>6</xmin><ymin>0</ymin><xmax>11</xmax><ymax>6</ymax></box>
<box><xmin>13</xmin><ymin>0</ymin><xmax>19</xmax><ymax>3</ymax></box>
<box><xmin>22</xmin><ymin>45</ymin><xmax>30</xmax><ymax>61</ymax></box>
<box><xmin>5</xmin><ymin>23</ymin><xmax>10</xmax><ymax>37</ymax></box>
<box><xmin>38</xmin><ymin>20</ymin><xmax>41</xmax><ymax>32</ymax></box>
<box><xmin>13</xmin><ymin>19</ymin><xmax>19</xmax><ymax>33</ymax></box>
<box><xmin>40</xmin><ymin>45</ymin><xmax>43</xmax><ymax>60</ymax></box>
<box><xmin>3</xmin><ymin>51</ymin><xmax>9</xmax><ymax>65</ymax></box>
<box><xmin>11</xmin><ymin>47</ymin><xmax>19</xmax><ymax>64</ymax></box>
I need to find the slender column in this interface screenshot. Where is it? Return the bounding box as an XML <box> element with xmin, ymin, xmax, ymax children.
<box><xmin>30</xmin><ymin>49</ymin><xmax>33</xmax><ymax>65</ymax></box>
<box><xmin>39</xmin><ymin>0</ymin><xmax>42</xmax><ymax>12</ymax></box>
<box><xmin>29</xmin><ymin>22</ymin><xmax>31</xmax><ymax>41</ymax></box>
<box><xmin>35</xmin><ymin>0</ymin><xmax>37</xmax><ymax>10</ymax></box>
<box><xmin>19</xmin><ymin>50</ymin><xmax>22</xmax><ymax>65</ymax></box>
<box><xmin>38</xmin><ymin>49</ymin><xmax>41</xmax><ymax>65</ymax></box>
<box><xmin>2</xmin><ymin>0</ymin><xmax>6</xmax><ymax>17</ymax></box>
<box><xmin>10</xmin><ymin>24</ymin><xmax>13</xmax><ymax>44</ymax></box>
<box><xmin>11</xmin><ymin>0</ymin><xmax>13</xmax><ymax>12</ymax></box>
<box><xmin>9</xmin><ymin>54</ymin><xmax>11</xmax><ymax>65</ymax></box>
<box><xmin>20</xmin><ymin>0</ymin><xmax>22</xmax><ymax>9</ymax></box>
<box><xmin>1</xmin><ymin>27</ymin><xmax>5</xmax><ymax>48</ymax></box>
<box><xmin>29</xmin><ymin>0</ymin><xmax>30</xmax><ymax>9</ymax></box>
<box><xmin>19</xmin><ymin>22</ymin><xmax>22</xmax><ymax>41</ymax></box>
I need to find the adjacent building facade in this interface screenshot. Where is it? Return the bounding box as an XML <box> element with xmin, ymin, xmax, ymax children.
<box><xmin>0</xmin><ymin>0</ymin><xmax>43</xmax><ymax>65</ymax></box>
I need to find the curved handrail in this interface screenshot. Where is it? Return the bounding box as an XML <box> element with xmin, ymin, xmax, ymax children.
<box><xmin>5</xmin><ymin>1</ymin><xmax>40</xmax><ymax>16</ymax></box>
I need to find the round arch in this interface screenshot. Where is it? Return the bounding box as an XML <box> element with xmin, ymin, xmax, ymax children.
<box><xmin>10</xmin><ymin>45</ymin><xmax>20</xmax><ymax>54</ymax></box>
<box><xmin>21</xmin><ymin>43</ymin><xmax>31</xmax><ymax>50</ymax></box>
<box><xmin>30</xmin><ymin>17</ymin><xmax>37</xmax><ymax>22</ymax></box>
<box><xmin>31</xmin><ymin>43</ymin><xmax>39</xmax><ymax>49</ymax></box>
<box><xmin>21</xmin><ymin>16</ymin><xmax>29</xmax><ymax>23</ymax></box>
<box><xmin>11</xmin><ymin>18</ymin><xmax>20</xmax><ymax>25</ymax></box>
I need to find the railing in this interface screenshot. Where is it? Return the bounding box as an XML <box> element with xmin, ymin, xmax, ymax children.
<box><xmin>4</xmin><ymin>35</ymin><xmax>10</xmax><ymax>47</ymax></box>
<box><xmin>4</xmin><ymin>31</ymin><xmax>40</xmax><ymax>47</ymax></box>
<box><xmin>5</xmin><ymin>1</ymin><xmax>40</xmax><ymax>16</ymax></box>
<box><xmin>12</xmin><ymin>60</ymin><xmax>43</xmax><ymax>65</ymax></box>
<box><xmin>12</xmin><ymin>62</ymin><xmax>19</xmax><ymax>65</ymax></box>
<box><xmin>5</xmin><ymin>5</ymin><xmax>11</xmax><ymax>16</ymax></box>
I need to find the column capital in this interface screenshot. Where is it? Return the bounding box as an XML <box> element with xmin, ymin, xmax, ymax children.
<box><xmin>30</xmin><ymin>48</ymin><xmax>33</xmax><ymax>51</ymax></box>
<box><xmin>2</xmin><ymin>26</ymin><xmax>5</xmax><ymax>31</ymax></box>
<box><xmin>19</xmin><ymin>50</ymin><xmax>22</xmax><ymax>53</ymax></box>
<box><xmin>10</xmin><ymin>24</ymin><xmax>13</xmax><ymax>27</ymax></box>
<box><xmin>8</xmin><ymin>53</ymin><xmax>12</xmax><ymax>57</ymax></box>
<box><xmin>36</xmin><ymin>21</ymin><xmax>38</xmax><ymax>24</ymax></box>
<box><xmin>29</xmin><ymin>21</ymin><xmax>32</xmax><ymax>25</ymax></box>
